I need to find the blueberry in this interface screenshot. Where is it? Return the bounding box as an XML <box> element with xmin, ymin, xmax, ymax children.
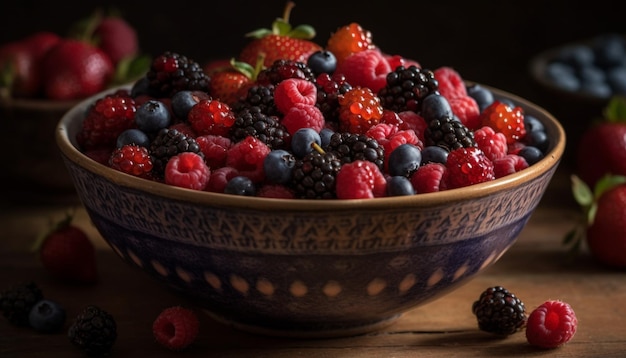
<box><xmin>420</xmin><ymin>93</ymin><xmax>453</xmax><ymax>121</ymax></box>
<box><xmin>579</xmin><ymin>81</ymin><xmax>612</xmax><ymax>98</ymax></box>
<box><xmin>28</xmin><ymin>299</ymin><xmax>66</xmax><ymax>333</ymax></box>
<box><xmin>592</xmin><ymin>33</ymin><xmax>626</xmax><ymax>68</ymax></box>
<box><xmin>116</xmin><ymin>128</ymin><xmax>150</xmax><ymax>148</ymax></box>
<box><xmin>307</xmin><ymin>50</ymin><xmax>337</xmax><ymax>75</ymax></box>
<box><xmin>135</xmin><ymin>100</ymin><xmax>172</xmax><ymax>133</ymax></box>
<box><xmin>524</xmin><ymin>114</ymin><xmax>544</xmax><ymax>133</ymax></box>
<box><xmin>264</xmin><ymin>149</ymin><xmax>296</xmax><ymax>184</ymax></box>
<box><xmin>421</xmin><ymin>145</ymin><xmax>449</xmax><ymax>165</ymax></box>
<box><xmin>171</xmin><ymin>90</ymin><xmax>203</xmax><ymax>120</ymax></box>
<box><xmin>388</xmin><ymin>143</ymin><xmax>421</xmax><ymax>177</ymax></box>
<box><xmin>224</xmin><ymin>176</ymin><xmax>256</xmax><ymax>196</ymax></box>
<box><xmin>518</xmin><ymin>146</ymin><xmax>544</xmax><ymax>165</ymax></box>
<box><xmin>320</xmin><ymin>128</ymin><xmax>335</xmax><ymax>148</ymax></box>
<box><xmin>524</xmin><ymin>130</ymin><xmax>549</xmax><ymax>153</ymax></box>
<box><xmin>291</xmin><ymin>128</ymin><xmax>322</xmax><ymax>158</ymax></box>
<box><xmin>387</xmin><ymin>176</ymin><xmax>415</xmax><ymax>196</ymax></box>
<box><xmin>607</xmin><ymin>66</ymin><xmax>626</xmax><ymax>94</ymax></box>
<box><xmin>554</xmin><ymin>44</ymin><xmax>595</xmax><ymax>70</ymax></box>
<box><xmin>130</xmin><ymin>76</ymin><xmax>151</xmax><ymax>97</ymax></box>
<box><xmin>466</xmin><ymin>84</ymin><xmax>494</xmax><ymax>112</ymax></box>
<box><xmin>545</xmin><ymin>62</ymin><xmax>580</xmax><ymax>91</ymax></box>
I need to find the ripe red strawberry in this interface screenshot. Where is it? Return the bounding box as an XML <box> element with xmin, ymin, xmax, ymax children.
<box><xmin>93</xmin><ymin>16</ymin><xmax>138</xmax><ymax>65</ymax></box>
<box><xmin>41</xmin><ymin>39</ymin><xmax>114</xmax><ymax>100</ymax></box>
<box><xmin>567</xmin><ymin>174</ymin><xmax>626</xmax><ymax>269</ymax></box>
<box><xmin>238</xmin><ymin>1</ymin><xmax>322</xmax><ymax>68</ymax></box>
<box><xmin>207</xmin><ymin>59</ymin><xmax>256</xmax><ymax>106</ymax></box>
<box><xmin>34</xmin><ymin>213</ymin><xmax>98</xmax><ymax>284</ymax></box>
<box><xmin>576</xmin><ymin>96</ymin><xmax>626</xmax><ymax>189</ymax></box>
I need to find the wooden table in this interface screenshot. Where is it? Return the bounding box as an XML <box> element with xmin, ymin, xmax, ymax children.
<box><xmin>1</xmin><ymin>169</ymin><xmax>625</xmax><ymax>358</ymax></box>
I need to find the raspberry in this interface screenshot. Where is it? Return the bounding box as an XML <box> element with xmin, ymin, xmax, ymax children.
<box><xmin>335</xmin><ymin>49</ymin><xmax>391</xmax><ymax>93</ymax></box>
<box><xmin>274</xmin><ymin>78</ymin><xmax>317</xmax><ymax>114</ymax></box>
<box><xmin>152</xmin><ymin>306</ymin><xmax>199</xmax><ymax>351</ymax></box>
<box><xmin>366</xmin><ymin>123</ymin><xmax>421</xmax><ymax>171</ymax></box>
<box><xmin>397</xmin><ymin>111</ymin><xmax>427</xmax><ymax>140</ymax></box>
<box><xmin>336</xmin><ymin>160</ymin><xmax>387</xmax><ymax>199</ymax></box>
<box><xmin>338</xmin><ymin>86</ymin><xmax>384</xmax><ymax>134</ymax></box>
<box><xmin>76</xmin><ymin>92</ymin><xmax>137</xmax><ymax>151</ymax></box>
<box><xmin>196</xmin><ymin>134</ymin><xmax>232</xmax><ymax>169</ymax></box>
<box><xmin>410</xmin><ymin>162</ymin><xmax>446</xmax><ymax>193</ymax></box>
<box><xmin>109</xmin><ymin>144</ymin><xmax>153</xmax><ymax>178</ymax></box>
<box><xmin>281</xmin><ymin>103</ymin><xmax>325</xmax><ymax>136</ymax></box>
<box><xmin>187</xmin><ymin>98</ymin><xmax>236</xmax><ymax>137</ymax></box>
<box><xmin>474</xmin><ymin>126</ymin><xmax>508</xmax><ymax>161</ymax></box>
<box><xmin>326</xmin><ymin>22</ymin><xmax>375</xmax><ymax>65</ymax></box>
<box><xmin>444</xmin><ymin>147</ymin><xmax>495</xmax><ymax>189</ymax></box>
<box><xmin>434</xmin><ymin>66</ymin><xmax>467</xmax><ymax>100</ymax></box>
<box><xmin>525</xmin><ymin>300</ymin><xmax>577</xmax><ymax>349</ymax></box>
<box><xmin>164</xmin><ymin>152</ymin><xmax>210</xmax><ymax>190</ymax></box>
<box><xmin>384</xmin><ymin>54</ymin><xmax>421</xmax><ymax>71</ymax></box>
<box><xmin>493</xmin><ymin>154</ymin><xmax>529</xmax><ymax>178</ymax></box>
<box><xmin>225</xmin><ymin>136</ymin><xmax>271</xmax><ymax>183</ymax></box>
<box><xmin>257</xmin><ymin>184</ymin><xmax>296</xmax><ymax>198</ymax></box>
<box><xmin>448</xmin><ymin>95</ymin><xmax>481</xmax><ymax>130</ymax></box>
<box><xmin>480</xmin><ymin>100</ymin><xmax>527</xmax><ymax>144</ymax></box>
<box><xmin>205</xmin><ymin>166</ymin><xmax>239</xmax><ymax>193</ymax></box>
<box><xmin>472</xmin><ymin>286</ymin><xmax>527</xmax><ymax>336</ymax></box>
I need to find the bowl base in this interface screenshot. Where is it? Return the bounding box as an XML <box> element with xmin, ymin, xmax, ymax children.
<box><xmin>202</xmin><ymin>309</ymin><xmax>402</xmax><ymax>339</ymax></box>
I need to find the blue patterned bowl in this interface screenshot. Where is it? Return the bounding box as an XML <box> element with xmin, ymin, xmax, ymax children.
<box><xmin>55</xmin><ymin>85</ymin><xmax>565</xmax><ymax>338</ymax></box>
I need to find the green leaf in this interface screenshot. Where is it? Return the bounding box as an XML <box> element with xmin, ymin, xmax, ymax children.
<box><xmin>272</xmin><ymin>18</ymin><xmax>292</xmax><ymax>35</ymax></box>
<box><xmin>112</xmin><ymin>54</ymin><xmax>151</xmax><ymax>86</ymax></box>
<box><xmin>288</xmin><ymin>24</ymin><xmax>317</xmax><ymax>40</ymax></box>
<box><xmin>244</xmin><ymin>28</ymin><xmax>273</xmax><ymax>39</ymax></box>
<box><xmin>587</xmin><ymin>202</ymin><xmax>598</xmax><ymax>226</ymax></box>
<box><xmin>571</xmin><ymin>174</ymin><xmax>593</xmax><ymax>207</ymax></box>
<box><xmin>603</xmin><ymin>95</ymin><xmax>626</xmax><ymax>123</ymax></box>
<box><xmin>593</xmin><ymin>173</ymin><xmax>626</xmax><ymax>199</ymax></box>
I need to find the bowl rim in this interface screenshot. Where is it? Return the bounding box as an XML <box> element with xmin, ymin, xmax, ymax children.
<box><xmin>55</xmin><ymin>84</ymin><xmax>566</xmax><ymax>212</ymax></box>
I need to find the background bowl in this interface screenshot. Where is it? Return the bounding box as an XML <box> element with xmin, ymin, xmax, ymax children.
<box><xmin>55</xmin><ymin>85</ymin><xmax>565</xmax><ymax>338</ymax></box>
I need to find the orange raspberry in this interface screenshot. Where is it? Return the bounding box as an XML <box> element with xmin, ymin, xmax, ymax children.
<box><xmin>479</xmin><ymin>101</ymin><xmax>526</xmax><ymax>144</ymax></box>
<box><xmin>326</xmin><ymin>23</ymin><xmax>375</xmax><ymax>65</ymax></box>
<box><xmin>338</xmin><ymin>86</ymin><xmax>383</xmax><ymax>134</ymax></box>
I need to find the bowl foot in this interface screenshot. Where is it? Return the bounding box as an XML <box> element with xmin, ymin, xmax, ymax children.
<box><xmin>202</xmin><ymin>309</ymin><xmax>402</xmax><ymax>339</ymax></box>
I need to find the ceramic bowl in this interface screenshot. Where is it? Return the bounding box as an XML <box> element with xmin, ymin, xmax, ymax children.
<box><xmin>55</xmin><ymin>85</ymin><xmax>565</xmax><ymax>338</ymax></box>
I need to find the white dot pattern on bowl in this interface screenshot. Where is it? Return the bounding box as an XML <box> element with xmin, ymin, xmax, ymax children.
<box><xmin>127</xmin><ymin>249</ymin><xmax>143</xmax><ymax>268</ymax></box>
<box><xmin>398</xmin><ymin>273</ymin><xmax>417</xmax><ymax>294</ymax></box>
<box><xmin>427</xmin><ymin>268</ymin><xmax>444</xmax><ymax>287</ymax></box>
<box><xmin>453</xmin><ymin>262</ymin><xmax>470</xmax><ymax>281</ymax></box>
<box><xmin>151</xmin><ymin>260</ymin><xmax>168</xmax><ymax>276</ymax></box>
<box><xmin>255</xmin><ymin>278</ymin><xmax>275</xmax><ymax>296</ymax></box>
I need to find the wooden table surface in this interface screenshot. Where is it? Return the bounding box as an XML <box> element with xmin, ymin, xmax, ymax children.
<box><xmin>1</xmin><ymin>169</ymin><xmax>625</xmax><ymax>358</ymax></box>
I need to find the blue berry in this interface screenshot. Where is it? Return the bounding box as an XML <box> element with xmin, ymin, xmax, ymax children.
<box><xmin>607</xmin><ymin>66</ymin><xmax>626</xmax><ymax>94</ymax></box>
<box><xmin>116</xmin><ymin>128</ymin><xmax>150</xmax><ymax>148</ymax></box>
<box><xmin>421</xmin><ymin>93</ymin><xmax>453</xmax><ymax>121</ymax></box>
<box><xmin>130</xmin><ymin>76</ymin><xmax>151</xmax><ymax>97</ymax></box>
<box><xmin>421</xmin><ymin>145</ymin><xmax>448</xmax><ymax>165</ymax></box>
<box><xmin>524</xmin><ymin>130</ymin><xmax>549</xmax><ymax>153</ymax></box>
<box><xmin>466</xmin><ymin>83</ymin><xmax>494</xmax><ymax>112</ymax></box>
<box><xmin>28</xmin><ymin>299</ymin><xmax>66</xmax><ymax>333</ymax></box>
<box><xmin>524</xmin><ymin>114</ymin><xmax>544</xmax><ymax>133</ymax></box>
<box><xmin>592</xmin><ymin>33</ymin><xmax>626</xmax><ymax>68</ymax></box>
<box><xmin>264</xmin><ymin>149</ymin><xmax>296</xmax><ymax>184</ymax></box>
<box><xmin>307</xmin><ymin>50</ymin><xmax>337</xmax><ymax>75</ymax></box>
<box><xmin>387</xmin><ymin>176</ymin><xmax>415</xmax><ymax>196</ymax></box>
<box><xmin>171</xmin><ymin>90</ymin><xmax>207</xmax><ymax>120</ymax></box>
<box><xmin>224</xmin><ymin>176</ymin><xmax>256</xmax><ymax>196</ymax></box>
<box><xmin>135</xmin><ymin>100</ymin><xmax>171</xmax><ymax>133</ymax></box>
<box><xmin>291</xmin><ymin>128</ymin><xmax>322</xmax><ymax>158</ymax></box>
<box><xmin>388</xmin><ymin>143</ymin><xmax>421</xmax><ymax>177</ymax></box>
<box><xmin>320</xmin><ymin>128</ymin><xmax>335</xmax><ymax>148</ymax></box>
<box><xmin>519</xmin><ymin>146</ymin><xmax>544</xmax><ymax>165</ymax></box>
<box><xmin>545</xmin><ymin>62</ymin><xmax>580</xmax><ymax>91</ymax></box>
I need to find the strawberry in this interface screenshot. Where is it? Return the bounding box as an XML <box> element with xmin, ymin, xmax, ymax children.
<box><xmin>238</xmin><ymin>1</ymin><xmax>322</xmax><ymax>68</ymax></box>
<box><xmin>41</xmin><ymin>39</ymin><xmax>114</xmax><ymax>100</ymax></box>
<box><xmin>565</xmin><ymin>174</ymin><xmax>626</xmax><ymax>269</ymax></box>
<box><xmin>93</xmin><ymin>16</ymin><xmax>138</xmax><ymax>65</ymax></box>
<box><xmin>33</xmin><ymin>213</ymin><xmax>98</xmax><ymax>284</ymax></box>
<box><xmin>207</xmin><ymin>58</ymin><xmax>257</xmax><ymax>106</ymax></box>
<box><xmin>576</xmin><ymin>96</ymin><xmax>626</xmax><ymax>188</ymax></box>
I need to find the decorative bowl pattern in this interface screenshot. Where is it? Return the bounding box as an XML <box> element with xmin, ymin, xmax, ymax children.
<box><xmin>56</xmin><ymin>85</ymin><xmax>565</xmax><ymax>338</ymax></box>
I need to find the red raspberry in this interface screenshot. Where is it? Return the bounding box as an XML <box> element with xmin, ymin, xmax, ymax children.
<box><xmin>444</xmin><ymin>147</ymin><xmax>495</xmax><ymax>189</ymax></box>
<box><xmin>493</xmin><ymin>154</ymin><xmax>529</xmax><ymax>178</ymax></box>
<box><xmin>187</xmin><ymin>98</ymin><xmax>236</xmax><ymax>137</ymax></box>
<box><xmin>168</xmin><ymin>122</ymin><xmax>197</xmax><ymax>138</ymax></box>
<box><xmin>257</xmin><ymin>184</ymin><xmax>296</xmax><ymax>198</ymax></box>
<box><xmin>164</xmin><ymin>152</ymin><xmax>210</xmax><ymax>190</ymax></box>
<box><xmin>84</xmin><ymin>148</ymin><xmax>114</xmax><ymax>166</ymax></box>
<box><xmin>434</xmin><ymin>66</ymin><xmax>467</xmax><ymax>100</ymax></box>
<box><xmin>525</xmin><ymin>300</ymin><xmax>578</xmax><ymax>349</ymax></box>
<box><xmin>338</xmin><ymin>86</ymin><xmax>383</xmax><ymax>134</ymax></box>
<box><xmin>367</xmin><ymin>123</ymin><xmax>422</xmax><ymax>173</ymax></box>
<box><xmin>480</xmin><ymin>101</ymin><xmax>527</xmax><ymax>144</ymax></box>
<box><xmin>76</xmin><ymin>92</ymin><xmax>137</xmax><ymax>151</ymax></box>
<box><xmin>281</xmin><ymin>103</ymin><xmax>325</xmax><ymax>136</ymax></box>
<box><xmin>205</xmin><ymin>166</ymin><xmax>239</xmax><ymax>193</ymax></box>
<box><xmin>508</xmin><ymin>141</ymin><xmax>526</xmax><ymax>155</ymax></box>
<box><xmin>336</xmin><ymin>160</ymin><xmax>387</xmax><ymax>199</ymax></box>
<box><xmin>397</xmin><ymin>111</ymin><xmax>427</xmax><ymax>140</ymax></box>
<box><xmin>449</xmin><ymin>95</ymin><xmax>481</xmax><ymax>130</ymax></box>
<box><xmin>226</xmin><ymin>136</ymin><xmax>271</xmax><ymax>183</ymax></box>
<box><xmin>274</xmin><ymin>78</ymin><xmax>317</xmax><ymax>114</ymax></box>
<box><xmin>335</xmin><ymin>49</ymin><xmax>391</xmax><ymax>93</ymax></box>
<box><xmin>109</xmin><ymin>144</ymin><xmax>153</xmax><ymax>178</ymax></box>
<box><xmin>383</xmin><ymin>53</ymin><xmax>420</xmax><ymax>71</ymax></box>
<box><xmin>152</xmin><ymin>306</ymin><xmax>199</xmax><ymax>351</ymax></box>
<box><xmin>410</xmin><ymin>162</ymin><xmax>447</xmax><ymax>193</ymax></box>
<box><xmin>474</xmin><ymin>125</ymin><xmax>508</xmax><ymax>161</ymax></box>
<box><xmin>196</xmin><ymin>134</ymin><xmax>232</xmax><ymax>169</ymax></box>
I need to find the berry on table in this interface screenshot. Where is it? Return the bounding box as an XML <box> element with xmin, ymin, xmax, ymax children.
<box><xmin>0</xmin><ymin>282</ymin><xmax>44</xmax><ymax>327</ymax></box>
<box><xmin>472</xmin><ymin>286</ymin><xmax>527</xmax><ymax>336</ymax></box>
<box><xmin>68</xmin><ymin>305</ymin><xmax>117</xmax><ymax>357</ymax></box>
<box><xmin>28</xmin><ymin>299</ymin><xmax>66</xmax><ymax>333</ymax></box>
<box><xmin>152</xmin><ymin>306</ymin><xmax>199</xmax><ymax>351</ymax></box>
<box><xmin>525</xmin><ymin>300</ymin><xmax>577</xmax><ymax>349</ymax></box>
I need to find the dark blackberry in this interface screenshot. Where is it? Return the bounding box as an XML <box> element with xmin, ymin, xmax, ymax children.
<box><xmin>325</xmin><ymin>132</ymin><xmax>384</xmax><ymax>170</ymax></box>
<box><xmin>68</xmin><ymin>305</ymin><xmax>117</xmax><ymax>357</ymax></box>
<box><xmin>146</xmin><ymin>51</ymin><xmax>210</xmax><ymax>98</ymax></box>
<box><xmin>230</xmin><ymin>106</ymin><xmax>290</xmax><ymax>150</ymax></box>
<box><xmin>0</xmin><ymin>281</ymin><xmax>43</xmax><ymax>327</ymax></box>
<box><xmin>149</xmin><ymin>128</ymin><xmax>204</xmax><ymax>178</ymax></box>
<box><xmin>231</xmin><ymin>84</ymin><xmax>279</xmax><ymax>117</ymax></box>
<box><xmin>424</xmin><ymin>114</ymin><xmax>476</xmax><ymax>151</ymax></box>
<box><xmin>315</xmin><ymin>72</ymin><xmax>352</xmax><ymax>125</ymax></box>
<box><xmin>292</xmin><ymin>151</ymin><xmax>342</xmax><ymax>199</ymax></box>
<box><xmin>378</xmin><ymin>65</ymin><xmax>439</xmax><ymax>113</ymax></box>
<box><xmin>472</xmin><ymin>286</ymin><xmax>527</xmax><ymax>336</ymax></box>
<box><xmin>256</xmin><ymin>59</ymin><xmax>316</xmax><ymax>86</ymax></box>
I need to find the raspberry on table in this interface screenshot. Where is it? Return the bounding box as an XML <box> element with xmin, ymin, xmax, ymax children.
<box><xmin>525</xmin><ymin>300</ymin><xmax>577</xmax><ymax>349</ymax></box>
<box><xmin>152</xmin><ymin>306</ymin><xmax>199</xmax><ymax>351</ymax></box>
<box><xmin>472</xmin><ymin>286</ymin><xmax>527</xmax><ymax>336</ymax></box>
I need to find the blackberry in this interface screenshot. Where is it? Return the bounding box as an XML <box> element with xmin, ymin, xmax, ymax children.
<box><xmin>424</xmin><ymin>114</ymin><xmax>476</xmax><ymax>151</ymax></box>
<box><xmin>149</xmin><ymin>128</ymin><xmax>204</xmax><ymax>178</ymax></box>
<box><xmin>256</xmin><ymin>59</ymin><xmax>316</xmax><ymax>86</ymax></box>
<box><xmin>231</xmin><ymin>84</ymin><xmax>280</xmax><ymax>117</ymax></box>
<box><xmin>292</xmin><ymin>151</ymin><xmax>342</xmax><ymax>199</ymax></box>
<box><xmin>378</xmin><ymin>65</ymin><xmax>439</xmax><ymax>113</ymax></box>
<box><xmin>68</xmin><ymin>305</ymin><xmax>117</xmax><ymax>357</ymax></box>
<box><xmin>230</xmin><ymin>106</ymin><xmax>290</xmax><ymax>150</ymax></box>
<box><xmin>315</xmin><ymin>72</ymin><xmax>352</xmax><ymax>125</ymax></box>
<box><xmin>0</xmin><ymin>281</ymin><xmax>43</xmax><ymax>327</ymax></box>
<box><xmin>146</xmin><ymin>51</ymin><xmax>210</xmax><ymax>98</ymax></box>
<box><xmin>472</xmin><ymin>286</ymin><xmax>527</xmax><ymax>336</ymax></box>
<box><xmin>325</xmin><ymin>132</ymin><xmax>384</xmax><ymax>170</ymax></box>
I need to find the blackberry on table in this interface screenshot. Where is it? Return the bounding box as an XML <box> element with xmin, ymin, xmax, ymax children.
<box><xmin>68</xmin><ymin>305</ymin><xmax>117</xmax><ymax>357</ymax></box>
<box><xmin>292</xmin><ymin>151</ymin><xmax>342</xmax><ymax>199</ymax></box>
<box><xmin>325</xmin><ymin>132</ymin><xmax>384</xmax><ymax>170</ymax></box>
<box><xmin>472</xmin><ymin>286</ymin><xmax>527</xmax><ymax>336</ymax></box>
<box><xmin>424</xmin><ymin>114</ymin><xmax>476</xmax><ymax>151</ymax></box>
<box><xmin>230</xmin><ymin>106</ymin><xmax>290</xmax><ymax>150</ymax></box>
<box><xmin>0</xmin><ymin>281</ymin><xmax>43</xmax><ymax>327</ymax></box>
<box><xmin>149</xmin><ymin>128</ymin><xmax>204</xmax><ymax>178</ymax></box>
<box><xmin>146</xmin><ymin>51</ymin><xmax>210</xmax><ymax>98</ymax></box>
<box><xmin>378</xmin><ymin>65</ymin><xmax>439</xmax><ymax>113</ymax></box>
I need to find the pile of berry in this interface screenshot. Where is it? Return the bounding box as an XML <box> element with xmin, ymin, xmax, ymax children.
<box><xmin>75</xmin><ymin>17</ymin><xmax>549</xmax><ymax>199</ymax></box>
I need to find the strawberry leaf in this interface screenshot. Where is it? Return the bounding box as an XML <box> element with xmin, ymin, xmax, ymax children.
<box><xmin>272</xmin><ymin>18</ymin><xmax>292</xmax><ymax>35</ymax></box>
<box><xmin>571</xmin><ymin>174</ymin><xmax>593</xmax><ymax>207</ymax></box>
<box><xmin>288</xmin><ymin>25</ymin><xmax>317</xmax><ymax>40</ymax></box>
<box><xmin>111</xmin><ymin>54</ymin><xmax>151</xmax><ymax>86</ymax></box>
<box><xmin>593</xmin><ymin>173</ymin><xmax>626</xmax><ymax>199</ymax></box>
<box><xmin>603</xmin><ymin>95</ymin><xmax>626</xmax><ymax>123</ymax></box>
